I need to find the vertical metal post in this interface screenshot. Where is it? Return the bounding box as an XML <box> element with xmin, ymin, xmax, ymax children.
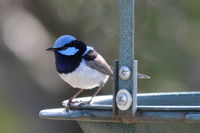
<box><xmin>113</xmin><ymin>0</ymin><xmax>137</xmax><ymax>118</ymax></box>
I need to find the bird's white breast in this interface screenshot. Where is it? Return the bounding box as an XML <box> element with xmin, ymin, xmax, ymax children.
<box><xmin>58</xmin><ymin>59</ymin><xmax>109</xmax><ymax>89</ymax></box>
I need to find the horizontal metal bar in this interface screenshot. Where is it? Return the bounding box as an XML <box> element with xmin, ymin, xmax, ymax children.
<box><xmin>65</xmin><ymin>104</ymin><xmax>200</xmax><ymax>112</ymax></box>
<box><xmin>139</xmin><ymin>106</ymin><xmax>200</xmax><ymax>111</ymax></box>
<box><xmin>39</xmin><ymin>108</ymin><xmax>114</xmax><ymax>122</ymax></box>
<box><xmin>39</xmin><ymin>108</ymin><xmax>200</xmax><ymax>123</ymax></box>
<box><xmin>68</xmin><ymin>104</ymin><xmax>112</xmax><ymax>110</ymax></box>
<box><xmin>39</xmin><ymin>93</ymin><xmax>200</xmax><ymax>123</ymax></box>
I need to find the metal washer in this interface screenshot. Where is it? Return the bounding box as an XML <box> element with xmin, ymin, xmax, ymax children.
<box><xmin>116</xmin><ymin>89</ymin><xmax>132</xmax><ymax>111</ymax></box>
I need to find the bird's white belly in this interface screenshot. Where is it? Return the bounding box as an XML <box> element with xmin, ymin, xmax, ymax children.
<box><xmin>58</xmin><ymin>60</ymin><xmax>109</xmax><ymax>89</ymax></box>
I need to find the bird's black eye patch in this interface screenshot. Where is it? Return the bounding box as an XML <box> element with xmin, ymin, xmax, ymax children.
<box><xmin>57</xmin><ymin>45</ymin><xmax>70</xmax><ymax>50</ymax></box>
<box><xmin>55</xmin><ymin>40</ymin><xmax>87</xmax><ymax>56</ymax></box>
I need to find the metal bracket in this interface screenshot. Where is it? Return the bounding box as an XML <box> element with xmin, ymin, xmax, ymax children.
<box><xmin>112</xmin><ymin>0</ymin><xmax>137</xmax><ymax>118</ymax></box>
<box><xmin>113</xmin><ymin>60</ymin><xmax>138</xmax><ymax>117</ymax></box>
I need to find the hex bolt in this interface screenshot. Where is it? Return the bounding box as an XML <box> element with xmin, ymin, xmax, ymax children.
<box><xmin>116</xmin><ymin>89</ymin><xmax>132</xmax><ymax>111</ymax></box>
<box><xmin>119</xmin><ymin>66</ymin><xmax>131</xmax><ymax>80</ymax></box>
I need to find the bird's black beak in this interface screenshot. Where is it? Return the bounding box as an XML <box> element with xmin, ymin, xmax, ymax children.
<box><xmin>46</xmin><ymin>47</ymin><xmax>57</xmax><ymax>52</ymax></box>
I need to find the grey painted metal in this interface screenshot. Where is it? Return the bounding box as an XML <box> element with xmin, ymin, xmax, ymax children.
<box><xmin>113</xmin><ymin>60</ymin><xmax>119</xmax><ymax>115</ymax></box>
<box><xmin>117</xmin><ymin>0</ymin><xmax>137</xmax><ymax>116</ymax></box>
<box><xmin>40</xmin><ymin>105</ymin><xmax>200</xmax><ymax>115</ymax></box>
<box><xmin>118</xmin><ymin>0</ymin><xmax>134</xmax><ymax>61</ymax></box>
<box><xmin>39</xmin><ymin>107</ymin><xmax>200</xmax><ymax>122</ymax></box>
<box><xmin>63</xmin><ymin>101</ymin><xmax>200</xmax><ymax>112</ymax></box>
<box><xmin>133</xmin><ymin>60</ymin><xmax>138</xmax><ymax>113</ymax></box>
<box><xmin>78</xmin><ymin>121</ymin><xmax>200</xmax><ymax>133</ymax></box>
<box><xmin>40</xmin><ymin>92</ymin><xmax>200</xmax><ymax>123</ymax></box>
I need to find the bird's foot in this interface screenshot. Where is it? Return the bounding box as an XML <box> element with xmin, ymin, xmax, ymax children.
<box><xmin>67</xmin><ymin>99</ymin><xmax>80</xmax><ymax>106</ymax></box>
<box><xmin>65</xmin><ymin>100</ymin><xmax>77</xmax><ymax>112</ymax></box>
<box><xmin>65</xmin><ymin>100</ymin><xmax>84</xmax><ymax>112</ymax></box>
<box><xmin>77</xmin><ymin>100</ymin><xmax>92</xmax><ymax>107</ymax></box>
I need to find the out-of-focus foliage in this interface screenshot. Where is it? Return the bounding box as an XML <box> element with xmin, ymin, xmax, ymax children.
<box><xmin>136</xmin><ymin>0</ymin><xmax>200</xmax><ymax>92</ymax></box>
<box><xmin>0</xmin><ymin>0</ymin><xmax>200</xmax><ymax>133</ymax></box>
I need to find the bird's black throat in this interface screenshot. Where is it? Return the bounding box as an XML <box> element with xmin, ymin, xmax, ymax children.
<box><xmin>54</xmin><ymin>40</ymin><xmax>88</xmax><ymax>74</ymax></box>
<box><xmin>55</xmin><ymin>52</ymin><xmax>82</xmax><ymax>74</ymax></box>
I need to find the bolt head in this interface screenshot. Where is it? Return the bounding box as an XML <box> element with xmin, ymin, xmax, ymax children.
<box><xmin>119</xmin><ymin>66</ymin><xmax>131</xmax><ymax>80</ymax></box>
<box><xmin>116</xmin><ymin>89</ymin><xmax>132</xmax><ymax>111</ymax></box>
<box><xmin>116</xmin><ymin>93</ymin><xmax>127</xmax><ymax>106</ymax></box>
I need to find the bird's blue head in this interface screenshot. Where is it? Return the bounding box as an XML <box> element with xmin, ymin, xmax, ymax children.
<box><xmin>53</xmin><ymin>35</ymin><xmax>76</xmax><ymax>49</ymax></box>
<box><xmin>47</xmin><ymin>35</ymin><xmax>93</xmax><ymax>56</ymax></box>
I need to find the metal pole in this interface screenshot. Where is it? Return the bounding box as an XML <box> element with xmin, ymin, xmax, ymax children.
<box><xmin>113</xmin><ymin>0</ymin><xmax>137</xmax><ymax>118</ymax></box>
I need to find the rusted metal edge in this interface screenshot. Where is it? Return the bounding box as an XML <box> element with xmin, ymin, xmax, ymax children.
<box><xmin>39</xmin><ymin>108</ymin><xmax>200</xmax><ymax>123</ymax></box>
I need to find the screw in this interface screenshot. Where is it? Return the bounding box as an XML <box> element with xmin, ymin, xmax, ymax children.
<box><xmin>119</xmin><ymin>66</ymin><xmax>131</xmax><ymax>80</ymax></box>
<box><xmin>116</xmin><ymin>89</ymin><xmax>132</xmax><ymax>111</ymax></box>
<box><xmin>116</xmin><ymin>93</ymin><xmax>127</xmax><ymax>106</ymax></box>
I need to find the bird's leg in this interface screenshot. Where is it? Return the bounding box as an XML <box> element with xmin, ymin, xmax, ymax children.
<box><xmin>88</xmin><ymin>83</ymin><xmax>104</xmax><ymax>103</ymax></box>
<box><xmin>67</xmin><ymin>89</ymin><xmax>84</xmax><ymax>107</ymax></box>
<box><xmin>79</xmin><ymin>82</ymin><xmax>104</xmax><ymax>105</ymax></box>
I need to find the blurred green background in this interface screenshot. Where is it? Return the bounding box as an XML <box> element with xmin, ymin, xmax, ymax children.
<box><xmin>0</xmin><ymin>0</ymin><xmax>200</xmax><ymax>133</ymax></box>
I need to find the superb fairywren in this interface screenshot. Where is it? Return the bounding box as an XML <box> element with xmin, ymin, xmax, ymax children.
<box><xmin>47</xmin><ymin>35</ymin><xmax>150</xmax><ymax>106</ymax></box>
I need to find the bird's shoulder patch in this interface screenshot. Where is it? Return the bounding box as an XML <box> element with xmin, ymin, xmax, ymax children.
<box><xmin>83</xmin><ymin>50</ymin><xmax>97</xmax><ymax>61</ymax></box>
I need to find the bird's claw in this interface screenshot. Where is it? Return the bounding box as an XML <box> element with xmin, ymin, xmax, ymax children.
<box><xmin>66</xmin><ymin>100</ymin><xmax>83</xmax><ymax>108</ymax></box>
<box><xmin>64</xmin><ymin>99</ymin><xmax>92</xmax><ymax>112</ymax></box>
<box><xmin>65</xmin><ymin>100</ymin><xmax>78</xmax><ymax>112</ymax></box>
<box><xmin>67</xmin><ymin>100</ymin><xmax>80</xmax><ymax>106</ymax></box>
<box><xmin>77</xmin><ymin>100</ymin><xmax>92</xmax><ymax>107</ymax></box>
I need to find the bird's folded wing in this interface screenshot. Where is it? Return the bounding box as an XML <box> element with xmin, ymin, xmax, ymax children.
<box><xmin>84</xmin><ymin>50</ymin><xmax>150</xmax><ymax>79</ymax></box>
<box><xmin>84</xmin><ymin>51</ymin><xmax>113</xmax><ymax>77</ymax></box>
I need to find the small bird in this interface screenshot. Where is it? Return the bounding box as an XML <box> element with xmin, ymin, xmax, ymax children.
<box><xmin>47</xmin><ymin>35</ymin><xmax>150</xmax><ymax>106</ymax></box>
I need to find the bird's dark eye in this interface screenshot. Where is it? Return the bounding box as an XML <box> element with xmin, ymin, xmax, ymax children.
<box><xmin>57</xmin><ymin>45</ymin><xmax>69</xmax><ymax>50</ymax></box>
<box><xmin>58</xmin><ymin>46</ymin><xmax>79</xmax><ymax>56</ymax></box>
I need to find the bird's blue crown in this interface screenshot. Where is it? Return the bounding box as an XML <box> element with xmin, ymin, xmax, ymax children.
<box><xmin>53</xmin><ymin>35</ymin><xmax>76</xmax><ymax>48</ymax></box>
<box><xmin>53</xmin><ymin>35</ymin><xmax>93</xmax><ymax>56</ymax></box>
<box><xmin>53</xmin><ymin>35</ymin><xmax>78</xmax><ymax>56</ymax></box>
